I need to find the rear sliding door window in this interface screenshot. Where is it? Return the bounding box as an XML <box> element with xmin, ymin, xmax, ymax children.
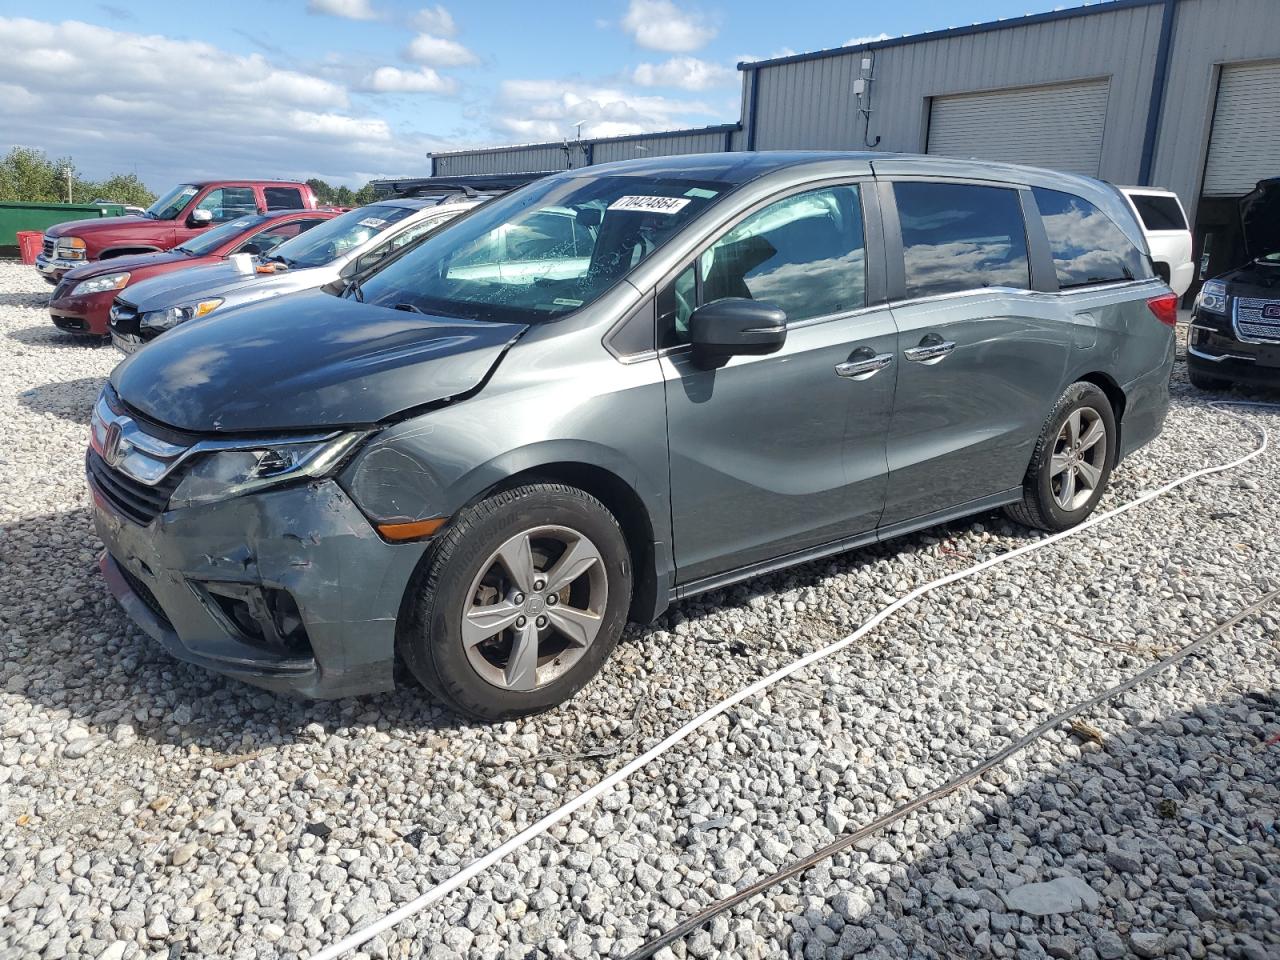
<box><xmin>263</xmin><ymin>186</ymin><xmax>305</xmax><ymax>210</ymax></box>
<box><xmin>894</xmin><ymin>182</ymin><xmax>1029</xmax><ymax>298</ymax></box>
<box><xmin>1033</xmin><ymin>187</ymin><xmax>1152</xmax><ymax>288</ymax></box>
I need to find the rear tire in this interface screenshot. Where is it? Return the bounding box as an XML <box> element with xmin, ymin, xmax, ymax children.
<box><xmin>399</xmin><ymin>483</ymin><xmax>632</xmax><ymax>721</ymax></box>
<box><xmin>1006</xmin><ymin>382</ymin><xmax>1117</xmax><ymax>533</ymax></box>
<box><xmin>1188</xmin><ymin>363</ymin><xmax>1231</xmax><ymax>392</ymax></box>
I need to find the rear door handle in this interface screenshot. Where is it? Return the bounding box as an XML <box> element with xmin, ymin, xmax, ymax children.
<box><xmin>835</xmin><ymin>351</ymin><xmax>894</xmax><ymax>380</ymax></box>
<box><xmin>903</xmin><ymin>336</ymin><xmax>956</xmax><ymax>364</ymax></box>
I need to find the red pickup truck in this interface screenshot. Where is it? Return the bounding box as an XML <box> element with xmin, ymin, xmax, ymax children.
<box><xmin>36</xmin><ymin>179</ymin><xmax>320</xmax><ymax>284</ymax></box>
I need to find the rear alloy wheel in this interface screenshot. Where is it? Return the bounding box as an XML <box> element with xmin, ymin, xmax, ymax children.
<box><xmin>1006</xmin><ymin>382</ymin><xmax>1117</xmax><ymax>532</ymax></box>
<box><xmin>400</xmin><ymin>484</ymin><xmax>632</xmax><ymax>720</ymax></box>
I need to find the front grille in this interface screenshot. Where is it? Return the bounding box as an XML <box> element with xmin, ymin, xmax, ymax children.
<box><xmin>115</xmin><ymin>560</ymin><xmax>173</xmax><ymax>629</ymax></box>
<box><xmin>87</xmin><ymin>449</ymin><xmax>179</xmax><ymax>526</ymax></box>
<box><xmin>42</xmin><ymin>237</ymin><xmax>55</xmax><ymax>258</ymax></box>
<box><xmin>1235</xmin><ymin>297</ymin><xmax>1280</xmax><ymax>342</ymax></box>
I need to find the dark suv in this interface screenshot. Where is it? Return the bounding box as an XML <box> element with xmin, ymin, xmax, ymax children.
<box><xmin>1188</xmin><ymin>178</ymin><xmax>1280</xmax><ymax>390</ymax></box>
<box><xmin>90</xmin><ymin>153</ymin><xmax>1174</xmax><ymax>720</ymax></box>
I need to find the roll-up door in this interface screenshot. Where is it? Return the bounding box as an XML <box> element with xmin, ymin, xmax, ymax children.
<box><xmin>927</xmin><ymin>79</ymin><xmax>1110</xmax><ymax>176</ymax></box>
<box><xmin>1202</xmin><ymin>60</ymin><xmax>1280</xmax><ymax>198</ymax></box>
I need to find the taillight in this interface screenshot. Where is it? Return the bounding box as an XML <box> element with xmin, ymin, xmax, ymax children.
<box><xmin>1147</xmin><ymin>292</ymin><xmax>1178</xmax><ymax>328</ymax></box>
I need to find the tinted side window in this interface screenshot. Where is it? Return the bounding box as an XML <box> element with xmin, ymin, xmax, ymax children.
<box><xmin>1129</xmin><ymin>193</ymin><xmax>1186</xmax><ymax>231</ymax></box>
<box><xmin>1033</xmin><ymin>187</ymin><xmax>1152</xmax><ymax>288</ymax></box>
<box><xmin>264</xmin><ymin>187</ymin><xmax>304</xmax><ymax>210</ymax></box>
<box><xmin>894</xmin><ymin>182</ymin><xmax>1029</xmax><ymax>298</ymax></box>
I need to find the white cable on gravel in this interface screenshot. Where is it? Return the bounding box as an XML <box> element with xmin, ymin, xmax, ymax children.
<box><xmin>309</xmin><ymin>399</ymin><xmax>1276</xmax><ymax>960</ymax></box>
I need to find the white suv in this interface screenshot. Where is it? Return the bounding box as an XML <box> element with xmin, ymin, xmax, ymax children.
<box><xmin>1119</xmin><ymin>186</ymin><xmax>1193</xmax><ymax>298</ymax></box>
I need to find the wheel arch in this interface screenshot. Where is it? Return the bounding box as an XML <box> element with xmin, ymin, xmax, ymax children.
<box><xmin>100</xmin><ymin>246</ymin><xmax>162</xmax><ymax>259</ymax></box>
<box><xmin>1073</xmin><ymin>371</ymin><xmax>1126</xmax><ymax>457</ymax></box>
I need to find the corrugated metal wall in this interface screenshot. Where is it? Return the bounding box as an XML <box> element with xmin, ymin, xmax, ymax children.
<box><xmin>432</xmin><ymin>144</ymin><xmax>574</xmax><ymax>176</ymax></box>
<box><xmin>428</xmin><ymin>0</ymin><xmax>1280</xmax><ymax>228</ymax></box>
<box><xmin>750</xmin><ymin>1</ymin><xmax>1165</xmax><ymax>186</ymax></box>
<box><xmin>1150</xmin><ymin>0</ymin><xmax>1280</xmax><ymax>213</ymax></box>
<box><xmin>592</xmin><ymin>128</ymin><xmax>732</xmax><ymax>164</ymax></box>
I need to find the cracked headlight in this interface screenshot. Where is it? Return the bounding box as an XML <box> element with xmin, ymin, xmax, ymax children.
<box><xmin>170</xmin><ymin>433</ymin><xmax>366</xmax><ymax>509</ymax></box>
<box><xmin>71</xmin><ymin>272</ymin><xmax>131</xmax><ymax>296</ymax></box>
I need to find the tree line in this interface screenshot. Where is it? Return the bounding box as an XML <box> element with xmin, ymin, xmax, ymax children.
<box><xmin>0</xmin><ymin>147</ymin><xmax>383</xmax><ymax>211</ymax></box>
<box><xmin>0</xmin><ymin>147</ymin><xmax>156</xmax><ymax>207</ymax></box>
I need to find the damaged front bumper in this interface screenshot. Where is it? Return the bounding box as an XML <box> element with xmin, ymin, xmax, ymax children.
<box><xmin>92</xmin><ymin>478</ymin><xmax>430</xmax><ymax>698</ymax></box>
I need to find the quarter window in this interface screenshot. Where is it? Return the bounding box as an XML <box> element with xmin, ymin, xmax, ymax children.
<box><xmin>1128</xmin><ymin>193</ymin><xmax>1186</xmax><ymax>232</ymax></box>
<box><xmin>1033</xmin><ymin>187</ymin><xmax>1152</xmax><ymax>288</ymax></box>
<box><xmin>894</xmin><ymin>182</ymin><xmax>1029</xmax><ymax>298</ymax></box>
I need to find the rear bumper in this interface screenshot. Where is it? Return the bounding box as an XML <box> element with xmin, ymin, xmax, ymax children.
<box><xmin>49</xmin><ymin>288</ymin><xmax>116</xmax><ymax>336</ymax></box>
<box><xmin>92</xmin><ymin>476</ymin><xmax>430</xmax><ymax>699</ymax></box>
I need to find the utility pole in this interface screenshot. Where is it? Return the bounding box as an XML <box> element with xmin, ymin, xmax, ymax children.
<box><xmin>63</xmin><ymin>165</ymin><xmax>73</xmax><ymax>203</ymax></box>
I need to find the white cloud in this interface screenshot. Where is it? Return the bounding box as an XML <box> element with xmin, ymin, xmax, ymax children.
<box><xmin>632</xmin><ymin>56</ymin><xmax>734</xmax><ymax>91</ymax></box>
<box><xmin>0</xmin><ymin>17</ymin><xmax>451</xmax><ymax>186</ymax></box>
<box><xmin>406</xmin><ymin>33</ymin><xmax>477</xmax><ymax>67</ymax></box>
<box><xmin>496</xmin><ymin>77</ymin><xmax>718</xmax><ymax>141</ymax></box>
<box><xmin>306</xmin><ymin>0</ymin><xmax>379</xmax><ymax>20</ymax></box>
<box><xmin>621</xmin><ymin>0</ymin><xmax>715</xmax><ymax>53</ymax></box>
<box><xmin>363</xmin><ymin>65</ymin><xmax>456</xmax><ymax>94</ymax></box>
<box><xmin>846</xmin><ymin>32</ymin><xmax>891</xmax><ymax>45</ymax></box>
<box><xmin>412</xmin><ymin>5</ymin><xmax>457</xmax><ymax>37</ymax></box>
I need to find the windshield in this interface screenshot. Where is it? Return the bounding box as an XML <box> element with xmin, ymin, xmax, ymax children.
<box><xmin>270</xmin><ymin>204</ymin><xmax>417</xmax><ymax>268</ymax></box>
<box><xmin>355</xmin><ymin>174</ymin><xmax>729</xmax><ymax>321</ymax></box>
<box><xmin>175</xmin><ymin>215</ymin><xmax>271</xmax><ymax>256</ymax></box>
<box><xmin>145</xmin><ymin>184</ymin><xmax>199</xmax><ymax>220</ymax></box>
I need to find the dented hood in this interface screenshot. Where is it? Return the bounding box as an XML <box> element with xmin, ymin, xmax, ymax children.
<box><xmin>110</xmin><ymin>291</ymin><xmax>527</xmax><ymax>433</ymax></box>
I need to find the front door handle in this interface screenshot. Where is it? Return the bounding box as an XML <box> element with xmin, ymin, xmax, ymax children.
<box><xmin>835</xmin><ymin>350</ymin><xmax>894</xmax><ymax>380</ymax></box>
<box><xmin>903</xmin><ymin>335</ymin><xmax>956</xmax><ymax>364</ymax></box>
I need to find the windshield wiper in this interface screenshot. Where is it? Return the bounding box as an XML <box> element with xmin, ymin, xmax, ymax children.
<box><xmin>347</xmin><ymin>277</ymin><xmax>365</xmax><ymax>302</ymax></box>
<box><xmin>393</xmin><ymin>302</ymin><xmax>425</xmax><ymax>314</ymax></box>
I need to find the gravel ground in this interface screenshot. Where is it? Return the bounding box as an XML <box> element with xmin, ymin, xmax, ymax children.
<box><xmin>0</xmin><ymin>258</ymin><xmax>1277</xmax><ymax>960</ymax></box>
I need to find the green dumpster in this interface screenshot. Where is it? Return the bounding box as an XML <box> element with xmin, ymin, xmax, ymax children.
<box><xmin>0</xmin><ymin>201</ymin><xmax>125</xmax><ymax>258</ymax></box>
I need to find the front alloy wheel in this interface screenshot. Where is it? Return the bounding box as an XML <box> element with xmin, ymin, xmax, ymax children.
<box><xmin>462</xmin><ymin>525</ymin><xmax>608</xmax><ymax>692</ymax></box>
<box><xmin>399</xmin><ymin>483</ymin><xmax>632</xmax><ymax>720</ymax></box>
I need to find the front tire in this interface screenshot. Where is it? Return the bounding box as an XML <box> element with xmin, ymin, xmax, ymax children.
<box><xmin>1187</xmin><ymin>362</ymin><xmax>1231</xmax><ymax>392</ymax></box>
<box><xmin>1006</xmin><ymin>382</ymin><xmax>1116</xmax><ymax>532</ymax></box>
<box><xmin>399</xmin><ymin>484</ymin><xmax>632</xmax><ymax>721</ymax></box>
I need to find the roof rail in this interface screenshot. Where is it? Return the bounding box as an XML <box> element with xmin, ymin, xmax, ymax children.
<box><xmin>370</xmin><ymin>172</ymin><xmax>552</xmax><ymax>199</ymax></box>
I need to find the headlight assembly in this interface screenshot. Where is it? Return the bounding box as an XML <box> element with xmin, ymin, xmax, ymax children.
<box><xmin>71</xmin><ymin>272</ymin><xmax>131</xmax><ymax>296</ymax></box>
<box><xmin>1196</xmin><ymin>279</ymin><xmax>1228</xmax><ymax>314</ymax></box>
<box><xmin>56</xmin><ymin>237</ymin><xmax>87</xmax><ymax>261</ymax></box>
<box><xmin>170</xmin><ymin>433</ymin><xmax>366</xmax><ymax>509</ymax></box>
<box><xmin>140</xmin><ymin>298</ymin><xmax>224</xmax><ymax>333</ymax></box>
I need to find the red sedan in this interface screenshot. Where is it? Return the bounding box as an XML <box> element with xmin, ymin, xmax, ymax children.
<box><xmin>48</xmin><ymin>209</ymin><xmax>337</xmax><ymax>336</ymax></box>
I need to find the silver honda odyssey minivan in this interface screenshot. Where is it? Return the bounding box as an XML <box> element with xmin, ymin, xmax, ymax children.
<box><xmin>90</xmin><ymin>152</ymin><xmax>1175</xmax><ymax>719</ymax></box>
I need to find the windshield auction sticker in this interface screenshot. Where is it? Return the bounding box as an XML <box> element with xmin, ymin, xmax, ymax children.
<box><xmin>608</xmin><ymin>195</ymin><xmax>691</xmax><ymax>215</ymax></box>
<box><xmin>357</xmin><ymin>217</ymin><xmax>388</xmax><ymax>228</ymax></box>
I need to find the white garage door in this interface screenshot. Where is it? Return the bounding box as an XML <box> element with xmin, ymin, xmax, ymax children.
<box><xmin>927</xmin><ymin>79</ymin><xmax>1110</xmax><ymax>176</ymax></box>
<box><xmin>1203</xmin><ymin>60</ymin><xmax>1280</xmax><ymax>197</ymax></box>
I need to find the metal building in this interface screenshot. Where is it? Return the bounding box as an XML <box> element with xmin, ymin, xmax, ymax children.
<box><xmin>428</xmin><ymin>0</ymin><xmax>1280</xmax><ymax>288</ymax></box>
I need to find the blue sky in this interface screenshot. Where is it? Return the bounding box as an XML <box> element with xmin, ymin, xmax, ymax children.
<box><xmin>1</xmin><ymin>0</ymin><xmax>1068</xmax><ymax>187</ymax></box>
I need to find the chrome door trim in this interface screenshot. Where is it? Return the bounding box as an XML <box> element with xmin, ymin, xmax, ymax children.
<box><xmin>835</xmin><ymin>352</ymin><xmax>893</xmax><ymax>379</ymax></box>
<box><xmin>903</xmin><ymin>339</ymin><xmax>956</xmax><ymax>363</ymax></box>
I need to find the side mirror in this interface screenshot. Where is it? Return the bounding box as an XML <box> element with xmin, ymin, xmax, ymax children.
<box><xmin>189</xmin><ymin>208</ymin><xmax>213</xmax><ymax>226</ymax></box>
<box><xmin>689</xmin><ymin>297</ymin><xmax>787</xmax><ymax>368</ymax></box>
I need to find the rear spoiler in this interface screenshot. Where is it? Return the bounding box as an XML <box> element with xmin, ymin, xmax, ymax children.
<box><xmin>370</xmin><ymin>172</ymin><xmax>553</xmax><ymax>199</ymax></box>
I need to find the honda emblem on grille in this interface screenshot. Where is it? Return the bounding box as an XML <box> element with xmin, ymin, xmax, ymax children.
<box><xmin>102</xmin><ymin>421</ymin><xmax>126</xmax><ymax>467</ymax></box>
<box><xmin>1263</xmin><ymin>303</ymin><xmax>1280</xmax><ymax>320</ymax></box>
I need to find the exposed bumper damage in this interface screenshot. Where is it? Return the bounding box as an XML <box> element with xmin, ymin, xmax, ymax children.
<box><xmin>92</xmin><ymin>478</ymin><xmax>430</xmax><ymax>698</ymax></box>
